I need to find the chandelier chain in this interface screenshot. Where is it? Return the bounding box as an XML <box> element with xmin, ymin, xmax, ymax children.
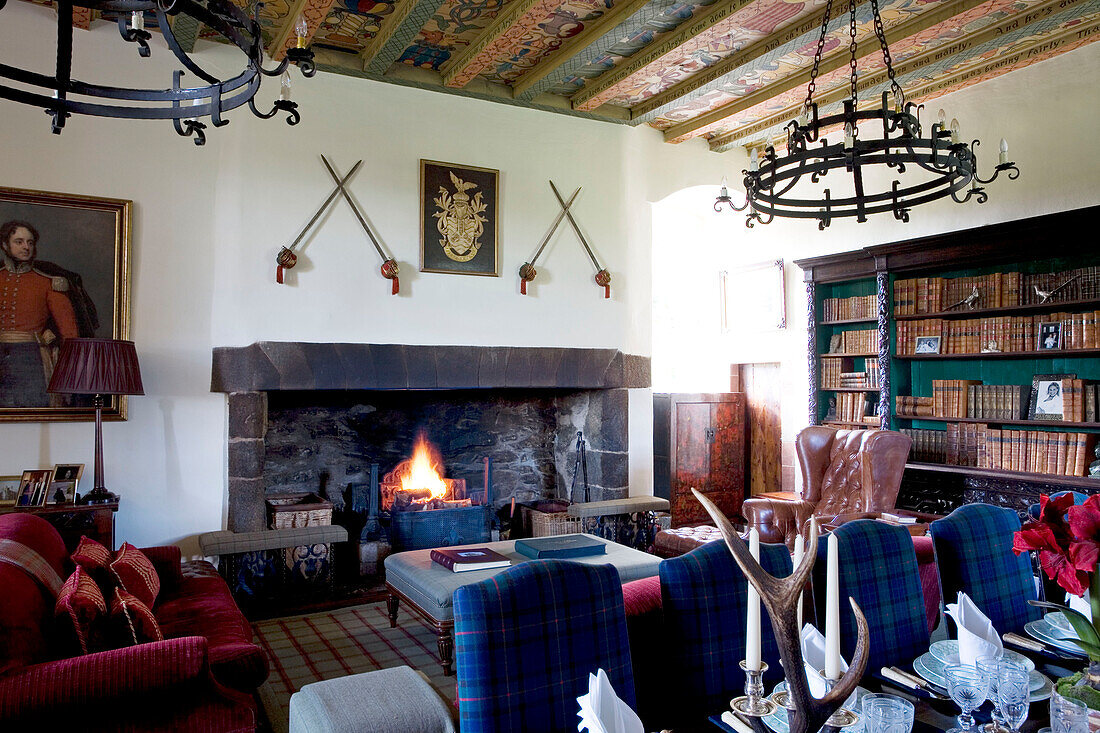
<box><xmin>869</xmin><ymin>0</ymin><xmax>905</xmax><ymax>107</ymax></box>
<box><xmin>848</xmin><ymin>0</ymin><xmax>858</xmax><ymax>105</ymax></box>
<box><xmin>804</xmin><ymin>0</ymin><xmax>836</xmax><ymax>111</ymax></box>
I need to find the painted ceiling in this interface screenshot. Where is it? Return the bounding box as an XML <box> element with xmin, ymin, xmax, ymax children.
<box><xmin>26</xmin><ymin>0</ymin><xmax>1098</xmax><ymax>151</ymax></box>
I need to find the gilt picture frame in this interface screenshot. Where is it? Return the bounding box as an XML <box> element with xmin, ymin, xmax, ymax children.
<box><xmin>0</xmin><ymin>186</ymin><xmax>132</xmax><ymax>423</ymax></box>
<box><xmin>419</xmin><ymin>160</ymin><xmax>499</xmax><ymax>277</ymax></box>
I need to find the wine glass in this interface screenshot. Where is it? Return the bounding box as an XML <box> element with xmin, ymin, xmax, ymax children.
<box><xmin>945</xmin><ymin>664</ymin><xmax>989</xmax><ymax>733</ymax></box>
<box><xmin>1050</xmin><ymin>690</ymin><xmax>1090</xmax><ymax>733</ymax></box>
<box><xmin>863</xmin><ymin>693</ymin><xmax>915</xmax><ymax>733</ymax></box>
<box><xmin>996</xmin><ymin>665</ymin><xmax>1029</xmax><ymax>733</ymax></box>
<box><xmin>976</xmin><ymin>656</ymin><xmax>1006</xmax><ymax>733</ymax></box>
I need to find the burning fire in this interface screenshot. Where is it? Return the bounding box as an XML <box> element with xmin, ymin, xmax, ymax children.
<box><xmin>400</xmin><ymin>433</ymin><xmax>449</xmax><ymax>502</ymax></box>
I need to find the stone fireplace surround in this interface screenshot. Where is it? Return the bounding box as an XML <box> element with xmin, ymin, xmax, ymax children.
<box><xmin>211</xmin><ymin>343</ymin><xmax>651</xmax><ymax>532</ymax></box>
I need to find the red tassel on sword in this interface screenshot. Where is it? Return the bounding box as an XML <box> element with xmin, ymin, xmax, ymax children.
<box><xmin>519</xmin><ymin>263</ymin><xmax>536</xmax><ymax>296</ymax></box>
<box><xmin>380</xmin><ymin>259</ymin><xmax>400</xmax><ymax>295</ymax></box>
<box><xmin>595</xmin><ymin>269</ymin><xmax>611</xmax><ymax>299</ymax></box>
<box><xmin>275</xmin><ymin>248</ymin><xmax>297</xmax><ymax>285</ymax></box>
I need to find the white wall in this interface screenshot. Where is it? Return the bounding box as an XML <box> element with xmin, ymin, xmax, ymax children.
<box><xmin>653</xmin><ymin>40</ymin><xmax>1100</xmax><ymax>456</ymax></box>
<box><xmin>0</xmin><ymin>2</ymin><xmax>728</xmax><ymax>550</ymax></box>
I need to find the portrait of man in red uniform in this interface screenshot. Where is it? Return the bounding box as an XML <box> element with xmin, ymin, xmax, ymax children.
<box><xmin>0</xmin><ymin>219</ymin><xmax>99</xmax><ymax>407</ymax></box>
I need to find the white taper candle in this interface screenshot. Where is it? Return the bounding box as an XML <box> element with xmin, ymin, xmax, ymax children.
<box><xmin>824</xmin><ymin>532</ymin><xmax>841</xmax><ymax>681</ymax></box>
<box><xmin>746</xmin><ymin>527</ymin><xmax>762</xmax><ymax>671</ymax></box>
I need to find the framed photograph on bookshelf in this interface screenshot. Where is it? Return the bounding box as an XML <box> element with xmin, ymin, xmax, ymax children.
<box><xmin>16</xmin><ymin>469</ymin><xmax>53</xmax><ymax>507</ymax></box>
<box><xmin>1029</xmin><ymin>374</ymin><xmax>1074</xmax><ymax>421</ymax></box>
<box><xmin>0</xmin><ymin>475</ymin><xmax>20</xmax><ymax>506</ymax></box>
<box><xmin>914</xmin><ymin>336</ymin><xmax>941</xmax><ymax>354</ymax></box>
<box><xmin>1038</xmin><ymin>322</ymin><xmax>1063</xmax><ymax>350</ymax></box>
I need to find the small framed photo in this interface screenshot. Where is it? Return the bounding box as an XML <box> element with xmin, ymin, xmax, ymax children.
<box><xmin>1029</xmin><ymin>374</ymin><xmax>1074</xmax><ymax>421</ymax></box>
<box><xmin>0</xmin><ymin>475</ymin><xmax>21</xmax><ymax>506</ymax></box>
<box><xmin>52</xmin><ymin>463</ymin><xmax>84</xmax><ymax>486</ymax></box>
<box><xmin>46</xmin><ymin>480</ymin><xmax>78</xmax><ymax>505</ymax></box>
<box><xmin>914</xmin><ymin>336</ymin><xmax>941</xmax><ymax>354</ymax></box>
<box><xmin>1038</xmin><ymin>322</ymin><xmax>1063</xmax><ymax>350</ymax></box>
<box><xmin>17</xmin><ymin>469</ymin><xmax>54</xmax><ymax>507</ymax></box>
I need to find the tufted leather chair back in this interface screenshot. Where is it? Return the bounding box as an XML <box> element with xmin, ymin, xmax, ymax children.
<box><xmin>797</xmin><ymin>426</ymin><xmax>912</xmax><ymax>516</ymax></box>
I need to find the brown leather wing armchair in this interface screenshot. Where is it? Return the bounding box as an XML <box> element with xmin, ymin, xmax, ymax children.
<box><xmin>742</xmin><ymin>426</ymin><xmax>912</xmax><ymax>546</ymax></box>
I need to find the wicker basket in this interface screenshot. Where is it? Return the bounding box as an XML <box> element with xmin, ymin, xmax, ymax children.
<box><xmin>530</xmin><ymin>508</ymin><xmax>583</xmax><ymax>537</ymax></box>
<box><xmin>267</xmin><ymin>493</ymin><xmax>333</xmax><ymax>529</ymax></box>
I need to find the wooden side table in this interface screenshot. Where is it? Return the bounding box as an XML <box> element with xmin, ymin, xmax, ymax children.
<box><xmin>819</xmin><ymin>510</ymin><xmax>934</xmax><ymax>536</ymax></box>
<box><xmin>0</xmin><ymin>501</ymin><xmax>118</xmax><ymax>551</ymax></box>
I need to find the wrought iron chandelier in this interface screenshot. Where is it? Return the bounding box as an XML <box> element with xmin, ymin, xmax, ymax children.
<box><xmin>0</xmin><ymin>0</ymin><xmax>315</xmax><ymax>145</ymax></box>
<box><xmin>714</xmin><ymin>0</ymin><xmax>1019</xmax><ymax>228</ymax></box>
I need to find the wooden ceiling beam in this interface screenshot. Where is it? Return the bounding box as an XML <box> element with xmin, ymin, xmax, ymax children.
<box><xmin>440</xmin><ymin>0</ymin><xmax>563</xmax><ymax>88</ymax></box>
<box><xmin>629</xmin><ymin>0</ymin><xmax>867</xmax><ymax>122</ymax></box>
<box><xmin>705</xmin><ymin>0</ymin><xmax>1096</xmax><ymax>150</ymax></box>
<box><xmin>510</xmin><ymin>0</ymin><xmax>652</xmax><ymax>99</ymax></box>
<box><xmin>570</xmin><ymin>0</ymin><xmax>775</xmax><ymax>112</ymax></box>
<box><xmin>269</xmin><ymin>0</ymin><xmax>338</xmax><ymax>62</ymax></box>
<box><xmin>361</xmin><ymin>0</ymin><xmax>450</xmax><ymax>73</ymax></box>
<box><xmin>661</xmin><ymin>0</ymin><xmax>995</xmax><ymax>143</ymax></box>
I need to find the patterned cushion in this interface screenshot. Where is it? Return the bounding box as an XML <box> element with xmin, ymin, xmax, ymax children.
<box><xmin>110</xmin><ymin>587</ymin><xmax>164</xmax><ymax>646</ymax></box>
<box><xmin>54</xmin><ymin>565</ymin><xmax>107</xmax><ymax>654</ymax></box>
<box><xmin>660</xmin><ymin>538</ymin><xmax>792</xmax><ymax>724</ymax></box>
<box><xmin>71</xmin><ymin>535</ymin><xmax>113</xmax><ymax>578</ymax></box>
<box><xmin>931</xmin><ymin>503</ymin><xmax>1041</xmax><ymax>635</ymax></box>
<box><xmin>814</xmin><ymin>520</ymin><xmax>930</xmax><ymax>671</ymax></box>
<box><xmin>110</xmin><ymin>543</ymin><xmax>160</xmax><ymax>608</ymax></box>
<box><xmin>454</xmin><ymin>560</ymin><xmax>635</xmax><ymax>733</ymax></box>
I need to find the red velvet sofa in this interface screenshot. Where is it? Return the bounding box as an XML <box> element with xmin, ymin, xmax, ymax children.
<box><xmin>0</xmin><ymin>513</ymin><xmax>266</xmax><ymax>732</ymax></box>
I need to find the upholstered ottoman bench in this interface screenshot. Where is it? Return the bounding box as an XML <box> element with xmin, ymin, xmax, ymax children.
<box><xmin>384</xmin><ymin>534</ymin><xmax>661</xmax><ymax>674</ymax></box>
<box><xmin>653</xmin><ymin>524</ymin><xmax>723</xmax><ymax>557</ymax></box>
<box><xmin>289</xmin><ymin>665</ymin><xmax>456</xmax><ymax>733</ymax></box>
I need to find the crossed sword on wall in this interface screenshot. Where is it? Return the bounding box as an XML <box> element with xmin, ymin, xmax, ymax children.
<box><xmin>275</xmin><ymin>156</ymin><xmax>400</xmax><ymax>293</ymax></box>
<box><xmin>521</xmin><ymin>181</ymin><xmax>612</xmax><ymax>298</ymax></box>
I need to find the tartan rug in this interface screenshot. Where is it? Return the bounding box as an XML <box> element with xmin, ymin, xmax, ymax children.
<box><xmin>252</xmin><ymin>601</ymin><xmax>455</xmax><ymax>733</ymax></box>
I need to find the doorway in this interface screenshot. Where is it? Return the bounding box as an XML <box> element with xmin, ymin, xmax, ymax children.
<box><xmin>732</xmin><ymin>362</ymin><xmax>782</xmax><ymax>495</ymax></box>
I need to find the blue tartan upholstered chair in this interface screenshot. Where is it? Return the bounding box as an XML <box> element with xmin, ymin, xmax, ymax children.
<box><xmin>659</xmin><ymin>537</ymin><xmax>792</xmax><ymax>727</ymax></box>
<box><xmin>814</xmin><ymin>520</ymin><xmax>930</xmax><ymax>672</ymax></box>
<box><xmin>930</xmin><ymin>503</ymin><xmax>1042</xmax><ymax>635</ymax></box>
<box><xmin>454</xmin><ymin>559</ymin><xmax>636</xmax><ymax>733</ymax></box>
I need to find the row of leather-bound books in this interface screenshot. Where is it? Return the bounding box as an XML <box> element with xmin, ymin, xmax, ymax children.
<box><xmin>821</xmin><ymin>358</ymin><xmax>880</xmax><ymax>389</ymax></box>
<box><xmin>896</xmin><ymin>380</ymin><xmax>1095</xmax><ymax>422</ymax></box>
<box><xmin>900</xmin><ymin>424</ymin><xmax>1097</xmax><ymax>477</ymax></box>
<box><xmin>822</xmin><ymin>294</ymin><xmax>877</xmax><ymax>321</ymax></box>
<box><xmin>895</xmin><ymin>311</ymin><xmax>1100</xmax><ymax>355</ymax></box>
<box><xmin>892</xmin><ymin>266</ymin><xmax>1100</xmax><ymax>315</ymax></box>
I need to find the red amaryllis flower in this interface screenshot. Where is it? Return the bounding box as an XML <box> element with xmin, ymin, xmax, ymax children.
<box><xmin>1068</xmin><ymin>495</ymin><xmax>1100</xmax><ymax>543</ymax></box>
<box><xmin>1014</xmin><ymin>521</ymin><xmax>1062</xmax><ymax>555</ymax></box>
<box><xmin>1015</xmin><ymin>494</ymin><xmax>1093</xmax><ymax>598</ymax></box>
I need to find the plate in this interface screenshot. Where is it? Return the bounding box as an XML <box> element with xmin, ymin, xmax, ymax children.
<box><xmin>1025</xmin><ymin>618</ymin><xmax>1087</xmax><ymax>655</ymax></box>
<box><xmin>763</xmin><ymin>682</ymin><xmax>864</xmax><ymax>733</ymax></box>
<box><xmin>928</xmin><ymin>640</ymin><xmax>1035</xmax><ymax>671</ymax></box>
<box><xmin>1045</xmin><ymin>611</ymin><xmax>1073</xmax><ymax>636</ymax></box>
<box><xmin>914</xmin><ymin>653</ymin><xmax>1049</xmax><ymax>699</ymax></box>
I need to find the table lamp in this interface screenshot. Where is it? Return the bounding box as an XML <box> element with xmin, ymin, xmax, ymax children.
<box><xmin>48</xmin><ymin>338</ymin><xmax>144</xmax><ymax>505</ymax></box>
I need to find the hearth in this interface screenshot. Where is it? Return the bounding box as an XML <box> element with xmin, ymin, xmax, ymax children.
<box><xmin>210</xmin><ymin>343</ymin><xmax>651</xmax><ymax>541</ymax></box>
<box><xmin>381</xmin><ymin>433</ymin><xmax>493</xmax><ymax>551</ymax></box>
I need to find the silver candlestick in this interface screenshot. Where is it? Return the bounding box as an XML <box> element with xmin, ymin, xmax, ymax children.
<box><xmin>818</xmin><ymin>671</ymin><xmax>859</xmax><ymax>728</ymax></box>
<box><xmin>731</xmin><ymin>660</ymin><xmax>778</xmax><ymax>717</ymax></box>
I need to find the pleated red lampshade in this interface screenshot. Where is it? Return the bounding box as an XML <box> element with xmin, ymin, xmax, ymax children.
<box><xmin>48</xmin><ymin>338</ymin><xmax>144</xmax><ymax>396</ymax></box>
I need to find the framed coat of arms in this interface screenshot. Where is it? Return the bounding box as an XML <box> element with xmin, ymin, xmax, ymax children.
<box><xmin>420</xmin><ymin>160</ymin><xmax>499</xmax><ymax>277</ymax></box>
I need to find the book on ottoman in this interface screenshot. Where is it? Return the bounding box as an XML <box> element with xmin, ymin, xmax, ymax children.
<box><xmin>514</xmin><ymin>535</ymin><xmax>607</xmax><ymax>560</ymax></box>
<box><xmin>430</xmin><ymin>547</ymin><xmax>512</xmax><ymax>572</ymax></box>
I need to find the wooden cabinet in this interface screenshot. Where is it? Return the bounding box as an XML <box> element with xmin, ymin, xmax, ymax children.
<box><xmin>0</xmin><ymin>501</ymin><xmax>117</xmax><ymax>552</ymax></box>
<box><xmin>658</xmin><ymin>393</ymin><xmax>746</xmax><ymax>527</ymax></box>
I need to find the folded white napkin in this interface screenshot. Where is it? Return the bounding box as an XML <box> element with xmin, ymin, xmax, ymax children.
<box><xmin>801</xmin><ymin>623</ymin><xmax>849</xmax><ymax>697</ymax></box>
<box><xmin>1068</xmin><ymin>590</ymin><xmax>1092</xmax><ymax>623</ymax></box>
<box><xmin>946</xmin><ymin>592</ymin><xmax>1003</xmax><ymax>666</ymax></box>
<box><xmin>576</xmin><ymin>668</ymin><xmax>644</xmax><ymax>733</ymax></box>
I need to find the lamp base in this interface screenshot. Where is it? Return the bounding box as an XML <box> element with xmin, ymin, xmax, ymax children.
<box><xmin>81</xmin><ymin>487</ymin><xmax>119</xmax><ymax>505</ymax></box>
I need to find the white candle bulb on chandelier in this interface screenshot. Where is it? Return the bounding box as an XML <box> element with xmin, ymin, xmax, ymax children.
<box><xmin>750</xmin><ymin>149</ymin><xmax>759</xmax><ymax>172</ymax></box>
<box><xmin>720</xmin><ymin>177</ymin><xmax>729</xmax><ymax>198</ymax></box>
<box><xmin>950</xmin><ymin>118</ymin><xmax>960</xmax><ymax>144</ymax></box>
<box><xmin>280</xmin><ymin>70</ymin><xmax>293</xmax><ymax>102</ymax></box>
<box><xmin>295</xmin><ymin>15</ymin><xmax>309</xmax><ymax>48</ymax></box>
<box><xmin>131</xmin><ymin>11</ymin><xmax>144</xmax><ymax>32</ymax></box>
<box><xmin>843</xmin><ymin>122</ymin><xmax>854</xmax><ymax>149</ymax></box>
<box><xmin>999</xmin><ymin>138</ymin><xmax>1009</xmax><ymax>165</ymax></box>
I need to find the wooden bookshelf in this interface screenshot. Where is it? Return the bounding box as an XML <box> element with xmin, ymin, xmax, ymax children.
<box><xmin>796</xmin><ymin>205</ymin><xmax>1100</xmax><ymax>514</ymax></box>
<box><xmin>893</xmin><ymin>297</ymin><xmax>1100</xmax><ymax>321</ymax></box>
<box><xmin>906</xmin><ymin>462</ymin><xmax>1100</xmax><ymax>489</ymax></box>
<box><xmin>821</xmin><ymin>317</ymin><xmax>878</xmax><ymax>325</ymax></box>
<box><xmin>897</xmin><ymin>348</ymin><xmax>1100</xmax><ymax>360</ymax></box>
<box><xmin>893</xmin><ymin>414</ymin><xmax>1100</xmax><ymax>429</ymax></box>
<box><xmin>823</xmin><ymin>387</ymin><xmax>880</xmax><ymax>392</ymax></box>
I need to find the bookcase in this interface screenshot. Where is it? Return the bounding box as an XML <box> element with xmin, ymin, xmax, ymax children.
<box><xmin>796</xmin><ymin>205</ymin><xmax>1100</xmax><ymax>516</ymax></box>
